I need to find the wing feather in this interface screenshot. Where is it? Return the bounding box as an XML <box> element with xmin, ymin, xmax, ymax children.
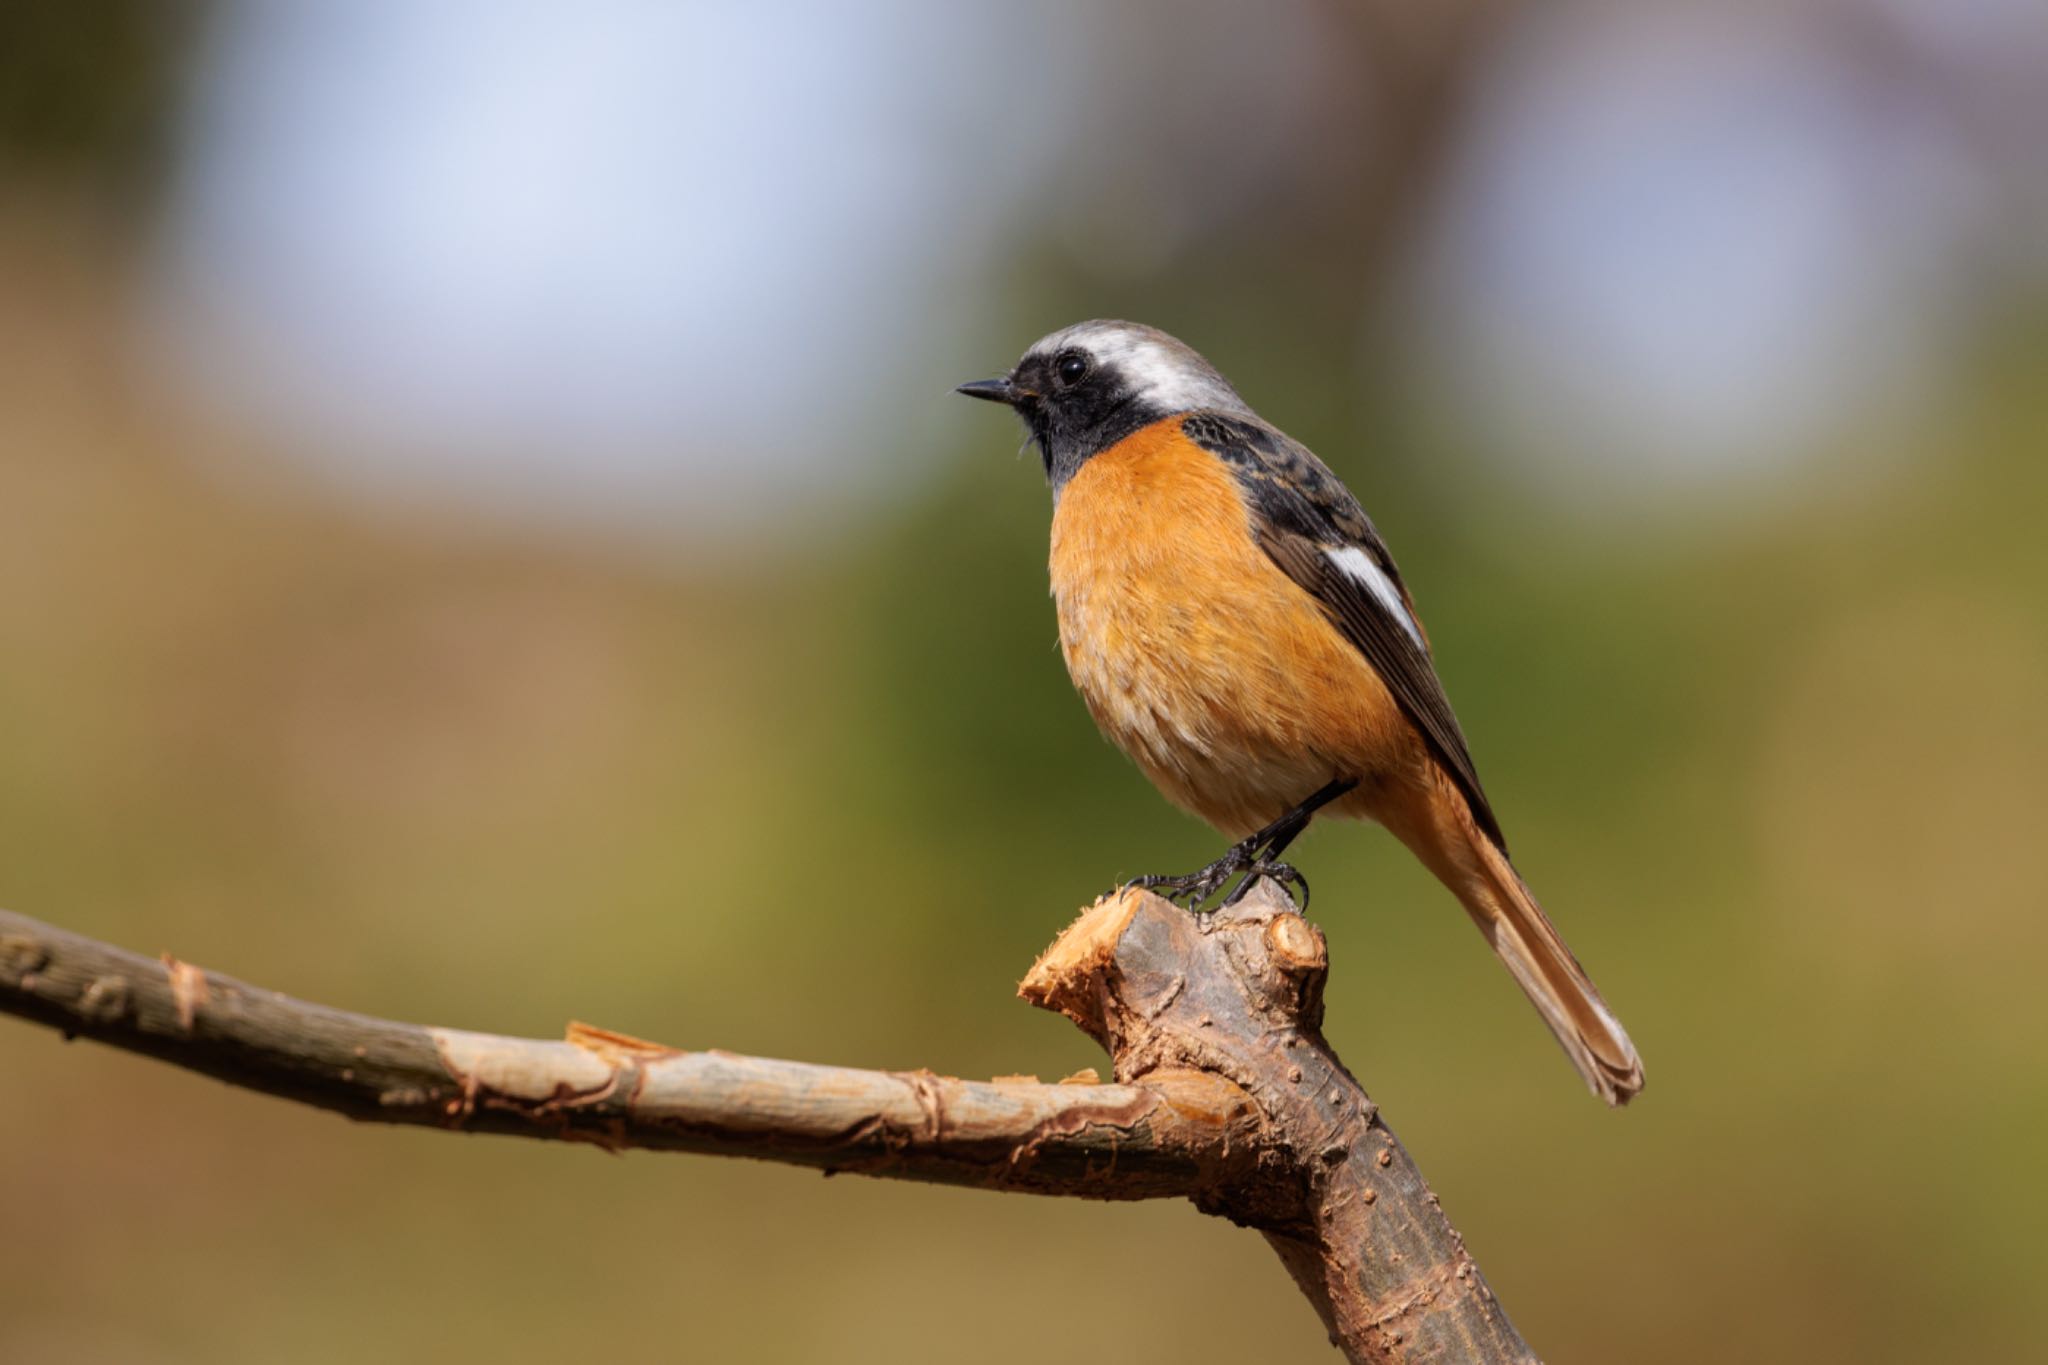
<box><xmin>1180</xmin><ymin>412</ymin><xmax>1506</xmax><ymax>851</ymax></box>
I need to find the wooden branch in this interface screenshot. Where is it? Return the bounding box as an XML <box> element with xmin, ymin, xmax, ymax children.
<box><xmin>1025</xmin><ymin>884</ymin><xmax>1536</xmax><ymax>1362</ymax></box>
<box><xmin>0</xmin><ymin>883</ymin><xmax>1538</xmax><ymax>1363</ymax></box>
<box><xmin>0</xmin><ymin>906</ymin><xmax>1253</xmax><ymax>1197</ymax></box>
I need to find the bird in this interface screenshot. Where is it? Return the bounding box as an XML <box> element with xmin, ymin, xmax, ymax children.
<box><xmin>957</xmin><ymin>320</ymin><xmax>1643</xmax><ymax>1106</ymax></box>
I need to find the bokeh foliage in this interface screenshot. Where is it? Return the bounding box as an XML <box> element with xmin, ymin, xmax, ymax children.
<box><xmin>2</xmin><ymin>5</ymin><xmax>2046</xmax><ymax>1362</ymax></box>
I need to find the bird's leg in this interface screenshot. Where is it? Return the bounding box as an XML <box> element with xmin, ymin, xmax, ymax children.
<box><xmin>1131</xmin><ymin>776</ymin><xmax>1359</xmax><ymax>910</ymax></box>
<box><xmin>1219</xmin><ymin>775</ymin><xmax>1359</xmax><ymax>907</ymax></box>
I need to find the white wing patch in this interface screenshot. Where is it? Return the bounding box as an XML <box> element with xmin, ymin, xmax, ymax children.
<box><xmin>1327</xmin><ymin>546</ymin><xmax>1425</xmax><ymax>650</ymax></box>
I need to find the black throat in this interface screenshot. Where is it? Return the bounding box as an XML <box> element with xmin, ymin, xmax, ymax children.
<box><xmin>1022</xmin><ymin>361</ymin><xmax>1169</xmax><ymax>490</ymax></box>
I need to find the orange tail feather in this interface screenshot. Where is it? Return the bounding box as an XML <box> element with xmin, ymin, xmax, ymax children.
<box><xmin>1385</xmin><ymin>779</ymin><xmax>1645</xmax><ymax>1106</ymax></box>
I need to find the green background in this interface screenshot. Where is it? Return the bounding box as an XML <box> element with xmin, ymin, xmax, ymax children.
<box><xmin>3</xmin><ymin>5</ymin><xmax>2045</xmax><ymax>1361</ymax></box>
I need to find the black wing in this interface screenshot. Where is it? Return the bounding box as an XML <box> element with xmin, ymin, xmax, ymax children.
<box><xmin>1180</xmin><ymin>412</ymin><xmax>1505</xmax><ymax>851</ymax></box>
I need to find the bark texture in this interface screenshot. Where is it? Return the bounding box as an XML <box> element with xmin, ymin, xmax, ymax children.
<box><xmin>1</xmin><ymin>881</ymin><xmax>1537</xmax><ymax>1363</ymax></box>
<box><xmin>1023</xmin><ymin>882</ymin><xmax>1535</xmax><ymax>1362</ymax></box>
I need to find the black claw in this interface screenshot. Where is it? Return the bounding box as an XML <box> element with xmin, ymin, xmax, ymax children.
<box><xmin>1119</xmin><ymin>776</ymin><xmax>1355</xmax><ymax>914</ymax></box>
<box><xmin>1132</xmin><ymin>862</ymin><xmax>1236</xmax><ymax>907</ymax></box>
<box><xmin>1221</xmin><ymin>860</ymin><xmax>1310</xmax><ymax>909</ymax></box>
<box><xmin>1130</xmin><ymin>838</ymin><xmax>1257</xmax><ymax>908</ymax></box>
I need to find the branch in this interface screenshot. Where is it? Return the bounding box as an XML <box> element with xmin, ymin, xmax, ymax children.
<box><xmin>0</xmin><ymin>884</ymin><xmax>1538</xmax><ymax>1363</ymax></box>
<box><xmin>0</xmin><ymin>907</ymin><xmax>1251</xmax><ymax>1197</ymax></box>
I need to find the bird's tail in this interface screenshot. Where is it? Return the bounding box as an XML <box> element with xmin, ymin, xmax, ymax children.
<box><xmin>1390</xmin><ymin>786</ymin><xmax>1644</xmax><ymax>1106</ymax></box>
<box><xmin>1467</xmin><ymin>836</ymin><xmax>1643</xmax><ymax>1105</ymax></box>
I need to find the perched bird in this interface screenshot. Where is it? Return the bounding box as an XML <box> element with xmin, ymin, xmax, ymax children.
<box><xmin>958</xmin><ymin>320</ymin><xmax>1643</xmax><ymax>1105</ymax></box>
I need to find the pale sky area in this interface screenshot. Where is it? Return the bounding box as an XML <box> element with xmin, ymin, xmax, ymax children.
<box><xmin>1407</xmin><ymin>0</ymin><xmax>2042</xmax><ymax>494</ymax></box>
<box><xmin>150</xmin><ymin>0</ymin><xmax>1093</xmax><ymax>531</ymax></box>
<box><xmin>147</xmin><ymin>0</ymin><xmax>2044</xmax><ymax>534</ymax></box>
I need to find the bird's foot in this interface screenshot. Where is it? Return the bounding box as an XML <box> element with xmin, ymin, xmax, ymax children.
<box><xmin>1129</xmin><ymin>845</ymin><xmax>1253</xmax><ymax>909</ymax></box>
<box><xmin>1120</xmin><ymin>776</ymin><xmax>1352</xmax><ymax>912</ymax></box>
<box><xmin>1129</xmin><ymin>844</ymin><xmax>1309</xmax><ymax>912</ymax></box>
<box><xmin>1223</xmin><ymin>859</ymin><xmax>1309</xmax><ymax>909</ymax></box>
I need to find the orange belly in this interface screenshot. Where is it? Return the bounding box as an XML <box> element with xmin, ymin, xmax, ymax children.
<box><xmin>1048</xmin><ymin>418</ymin><xmax>1431</xmax><ymax>838</ymax></box>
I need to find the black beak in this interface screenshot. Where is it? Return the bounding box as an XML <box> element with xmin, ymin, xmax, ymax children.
<box><xmin>955</xmin><ymin>376</ymin><xmax>1019</xmax><ymax>405</ymax></box>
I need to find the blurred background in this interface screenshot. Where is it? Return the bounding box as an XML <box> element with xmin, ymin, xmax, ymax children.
<box><xmin>2</xmin><ymin>1</ymin><xmax>2044</xmax><ymax>1360</ymax></box>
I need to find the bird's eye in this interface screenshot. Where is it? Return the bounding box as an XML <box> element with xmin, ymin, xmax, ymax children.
<box><xmin>1055</xmin><ymin>351</ymin><xmax>1089</xmax><ymax>386</ymax></box>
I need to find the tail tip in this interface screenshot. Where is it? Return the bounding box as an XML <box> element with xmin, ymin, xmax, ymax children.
<box><xmin>1592</xmin><ymin>1058</ymin><xmax>1646</xmax><ymax>1108</ymax></box>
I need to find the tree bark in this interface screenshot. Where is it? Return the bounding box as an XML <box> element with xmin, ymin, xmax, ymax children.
<box><xmin>0</xmin><ymin>881</ymin><xmax>1537</xmax><ymax>1363</ymax></box>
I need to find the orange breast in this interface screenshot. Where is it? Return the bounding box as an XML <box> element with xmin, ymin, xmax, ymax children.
<box><xmin>1048</xmin><ymin>419</ymin><xmax>1426</xmax><ymax>837</ymax></box>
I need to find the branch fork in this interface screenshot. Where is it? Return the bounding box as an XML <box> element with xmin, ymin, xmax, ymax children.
<box><xmin>1</xmin><ymin>880</ymin><xmax>1537</xmax><ymax>1363</ymax></box>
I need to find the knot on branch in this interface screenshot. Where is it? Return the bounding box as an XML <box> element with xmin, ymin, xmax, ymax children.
<box><xmin>1019</xmin><ymin>880</ymin><xmax>1329</xmax><ymax>1078</ymax></box>
<box><xmin>0</xmin><ymin>931</ymin><xmax>50</xmax><ymax>978</ymax></box>
<box><xmin>1020</xmin><ymin>880</ymin><xmax>1338</xmax><ymax>1226</ymax></box>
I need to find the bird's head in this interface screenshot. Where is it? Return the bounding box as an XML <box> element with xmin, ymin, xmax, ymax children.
<box><xmin>957</xmin><ymin>319</ymin><xmax>1249</xmax><ymax>487</ymax></box>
